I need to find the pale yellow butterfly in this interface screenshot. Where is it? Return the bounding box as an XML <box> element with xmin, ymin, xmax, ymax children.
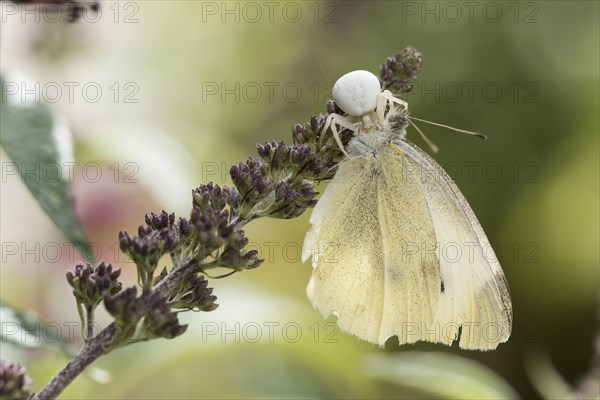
<box><xmin>302</xmin><ymin>70</ymin><xmax>512</xmax><ymax>351</ymax></box>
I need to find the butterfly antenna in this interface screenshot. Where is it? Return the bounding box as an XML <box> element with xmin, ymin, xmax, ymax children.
<box><xmin>408</xmin><ymin>119</ymin><xmax>439</xmax><ymax>154</ymax></box>
<box><xmin>409</xmin><ymin>116</ymin><xmax>487</xmax><ymax>139</ymax></box>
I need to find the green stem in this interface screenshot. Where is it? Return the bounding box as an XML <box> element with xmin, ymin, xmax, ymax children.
<box><xmin>75</xmin><ymin>302</ymin><xmax>85</xmax><ymax>340</ymax></box>
<box><xmin>85</xmin><ymin>305</ymin><xmax>94</xmax><ymax>341</ymax></box>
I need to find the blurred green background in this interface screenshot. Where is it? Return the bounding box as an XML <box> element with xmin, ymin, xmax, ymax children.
<box><xmin>1</xmin><ymin>1</ymin><xmax>598</xmax><ymax>399</ymax></box>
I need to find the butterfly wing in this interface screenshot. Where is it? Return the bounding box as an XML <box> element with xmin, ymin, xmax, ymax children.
<box><xmin>302</xmin><ymin>147</ymin><xmax>443</xmax><ymax>346</ymax></box>
<box><xmin>393</xmin><ymin>139</ymin><xmax>512</xmax><ymax>350</ymax></box>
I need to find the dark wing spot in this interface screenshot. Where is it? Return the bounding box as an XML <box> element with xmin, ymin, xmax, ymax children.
<box><xmin>440</xmin><ymin>279</ymin><xmax>445</xmax><ymax>294</ymax></box>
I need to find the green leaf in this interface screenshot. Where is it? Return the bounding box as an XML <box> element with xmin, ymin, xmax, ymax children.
<box><xmin>0</xmin><ymin>303</ymin><xmax>76</xmax><ymax>357</ymax></box>
<box><xmin>365</xmin><ymin>352</ymin><xmax>520</xmax><ymax>400</ymax></box>
<box><xmin>0</xmin><ymin>75</ymin><xmax>94</xmax><ymax>262</ymax></box>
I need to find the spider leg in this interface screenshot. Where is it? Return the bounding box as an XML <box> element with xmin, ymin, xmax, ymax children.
<box><xmin>319</xmin><ymin>113</ymin><xmax>336</xmax><ymax>149</ymax></box>
<box><xmin>375</xmin><ymin>90</ymin><xmax>408</xmax><ymax>125</ymax></box>
<box><xmin>329</xmin><ymin>120</ymin><xmax>351</xmax><ymax>158</ymax></box>
<box><xmin>380</xmin><ymin>90</ymin><xmax>408</xmax><ymax>111</ymax></box>
<box><xmin>321</xmin><ymin>113</ymin><xmax>359</xmax><ymax>158</ymax></box>
<box><xmin>375</xmin><ymin>91</ymin><xmax>388</xmax><ymax>123</ymax></box>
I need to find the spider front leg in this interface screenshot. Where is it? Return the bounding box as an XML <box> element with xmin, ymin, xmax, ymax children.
<box><xmin>375</xmin><ymin>90</ymin><xmax>408</xmax><ymax>123</ymax></box>
<box><xmin>320</xmin><ymin>113</ymin><xmax>359</xmax><ymax>158</ymax></box>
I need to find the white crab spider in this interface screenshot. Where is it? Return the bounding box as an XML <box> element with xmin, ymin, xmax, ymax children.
<box><xmin>322</xmin><ymin>70</ymin><xmax>408</xmax><ymax>157</ymax></box>
<box><xmin>322</xmin><ymin>70</ymin><xmax>485</xmax><ymax>156</ymax></box>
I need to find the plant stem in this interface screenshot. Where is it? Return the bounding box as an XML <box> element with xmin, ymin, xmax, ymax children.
<box><xmin>85</xmin><ymin>305</ymin><xmax>94</xmax><ymax>341</ymax></box>
<box><xmin>34</xmin><ymin>257</ymin><xmax>199</xmax><ymax>399</ymax></box>
<box><xmin>152</xmin><ymin>258</ymin><xmax>196</xmax><ymax>295</ymax></box>
<box><xmin>33</xmin><ymin>324</ymin><xmax>117</xmax><ymax>399</ymax></box>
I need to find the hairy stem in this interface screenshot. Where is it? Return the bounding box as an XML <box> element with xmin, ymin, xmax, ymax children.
<box><xmin>152</xmin><ymin>258</ymin><xmax>196</xmax><ymax>295</ymax></box>
<box><xmin>34</xmin><ymin>257</ymin><xmax>200</xmax><ymax>399</ymax></box>
<box><xmin>33</xmin><ymin>324</ymin><xmax>117</xmax><ymax>399</ymax></box>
